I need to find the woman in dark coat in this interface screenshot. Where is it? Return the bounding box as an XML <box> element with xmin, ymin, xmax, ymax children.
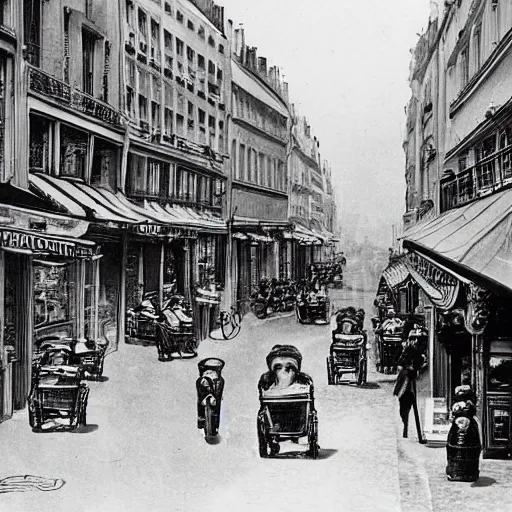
<box><xmin>393</xmin><ymin>336</ymin><xmax>424</xmax><ymax>438</ymax></box>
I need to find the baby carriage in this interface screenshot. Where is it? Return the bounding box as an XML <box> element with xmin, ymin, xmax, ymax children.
<box><xmin>257</xmin><ymin>345</ymin><xmax>319</xmax><ymax>458</ymax></box>
<box><xmin>295</xmin><ymin>287</ymin><xmax>331</xmax><ymax>325</ymax></box>
<box><xmin>328</xmin><ymin>308</ymin><xmax>367</xmax><ymax>385</ymax></box>
<box><xmin>126</xmin><ymin>293</ymin><xmax>160</xmax><ymax>341</ymax></box>
<box><xmin>28</xmin><ymin>363</ymin><xmax>89</xmax><ymax>431</ymax></box>
<box><xmin>196</xmin><ymin>358</ymin><xmax>225</xmax><ymax>438</ymax></box>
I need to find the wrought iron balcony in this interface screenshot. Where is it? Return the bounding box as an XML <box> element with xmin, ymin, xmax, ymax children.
<box><xmin>29</xmin><ymin>66</ymin><xmax>121</xmax><ymax>126</ymax></box>
<box><xmin>28</xmin><ymin>65</ymin><xmax>122</xmax><ymax>127</ymax></box>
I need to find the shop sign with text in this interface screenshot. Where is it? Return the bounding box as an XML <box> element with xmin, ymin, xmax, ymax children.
<box><xmin>0</xmin><ymin>230</ymin><xmax>94</xmax><ymax>258</ymax></box>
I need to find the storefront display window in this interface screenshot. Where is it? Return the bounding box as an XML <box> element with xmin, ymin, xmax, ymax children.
<box><xmin>488</xmin><ymin>356</ymin><xmax>512</xmax><ymax>392</ymax></box>
<box><xmin>197</xmin><ymin>236</ymin><xmax>215</xmax><ymax>287</ymax></box>
<box><xmin>84</xmin><ymin>259</ymin><xmax>97</xmax><ymax>340</ymax></box>
<box><xmin>33</xmin><ymin>261</ymin><xmax>75</xmax><ymax>330</ymax></box>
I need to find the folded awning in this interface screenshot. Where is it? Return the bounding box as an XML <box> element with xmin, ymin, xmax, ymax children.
<box><xmin>247</xmin><ymin>233</ymin><xmax>274</xmax><ymax>243</ymax></box>
<box><xmin>30</xmin><ymin>174</ymin><xmax>227</xmax><ymax>234</ymax></box>
<box><xmin>381</xmin><ymin>258</ymin><xmax>411</xmax><ymax>289</ymax></box>
<box><xmin>30</xmin><ymin>174</ymin><xmax>147</xmax><ymax>224</ymax></box>
<box><xmin>402</xmin><ymin>187</ymin><xmax>512</xmax><ymax>292</ymax></box>
<box><xmin>379</xmin><ymin>253</ymin><xmax>464</xmax><ymax>309</ymax></box>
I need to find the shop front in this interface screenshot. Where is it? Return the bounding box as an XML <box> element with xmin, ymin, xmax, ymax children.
<box><xmin>0</xmin><ymin>220</ymin><xmax>98</xmax><ymax>416</ymax></box>
<box><xmin>401</xmin><ymin>187</ymin><xmax>512</xmax><ymax>456</ymax></box>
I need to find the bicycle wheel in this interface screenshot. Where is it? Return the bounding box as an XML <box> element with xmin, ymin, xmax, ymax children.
<box><xmin>221</xmin><ymin>310</ymin><xmax>242</xmax><ymax>340</ymax></box>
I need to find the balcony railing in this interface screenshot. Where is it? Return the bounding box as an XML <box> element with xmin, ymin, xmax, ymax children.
<box><xmin>127</xmin><ymin>191</ymin><xmax>222</xmax><ymax>211</ymax></box>
<box><xmin>440</xmin><ymin>144</ymin><xmax>512</xmax><ymax>212</ymax></box>
<box><xmin>28</xmin><ymin>65</ymin><xmax>122</xmax><ymax>127</ymax></box>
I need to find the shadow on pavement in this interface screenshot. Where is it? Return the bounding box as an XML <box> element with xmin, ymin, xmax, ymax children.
<box><xmin>70</xmin><ymin>424</ymin><xmax>99</xmax><ymax>434</ymax></box>
<box><xmin>269</xmin><ymin>449</ymin><xmax>338</xmax><ymax>460</ymax></box>
<box><xmin>359</xmin><ymin>382</ymin><xmax>381</xmax><ymax>389</ymax></box>
<box><xmin>471</xmin><ymin>476</ymin><xmax>497</xmax><ymax>488</ymax></box>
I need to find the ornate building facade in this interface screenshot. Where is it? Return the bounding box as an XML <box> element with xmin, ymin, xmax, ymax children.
<box><xmin>383</xmin><ymin>0</ymin><xmax>512</xmax><ymax>457</ymax></box>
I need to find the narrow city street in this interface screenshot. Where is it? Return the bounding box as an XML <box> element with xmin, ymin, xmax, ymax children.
<box><xmin>1</xmin><ymin>266</ymin><xmax>432</xmax><ymax>512</ymax></box>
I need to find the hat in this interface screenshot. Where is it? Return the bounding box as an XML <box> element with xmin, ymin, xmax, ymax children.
<box><xmin>266</xmin><ymin>345</ymin><xmax>302</xmax><ymax>372</ymax></box>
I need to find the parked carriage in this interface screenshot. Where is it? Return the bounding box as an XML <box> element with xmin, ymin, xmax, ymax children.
<box><xmin>295</xmin><ymin>287</ymin><xmax>331</xmax><ymax>325</ymax></box>
<box><xmin>28</xmin><ymin>364</ymin><xmax>89</xmax><ymax>431</ymax></box>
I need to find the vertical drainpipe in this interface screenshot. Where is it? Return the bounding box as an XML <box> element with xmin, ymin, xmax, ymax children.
<box><xmin>222</xmin><ymin>21</ymin><xmax>234</xmax><ymax>309</ymax></box>
<box><xmin>436</xmin><ymin>27</ymin><xmax>446</xmax><ymax>217</ymax></box>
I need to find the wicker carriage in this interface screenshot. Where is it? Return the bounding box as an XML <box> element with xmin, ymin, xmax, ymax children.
<box><xmin>28</xmin><ymin>364</ymin><xmax>89</xmax><ymax>431</ymax></box>
<box><xmin>327</xmin><ymin>332</ymin><xmax>367</xmax><ymax>386</ymax></box>
<box><xmin>257</xmin><ymin>376</ymin><xmax>318</xmax><ymax>459</ymax></box>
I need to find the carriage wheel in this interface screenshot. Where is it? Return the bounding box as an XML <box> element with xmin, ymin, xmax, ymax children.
<box><xmin>28</xmin><ymin>400</ymin><xmax>40</xmax><ymax>429</ymax></box>
<box><xmin>269</xmin><ymin>440</ymin><xmax>280</xmax><ymax>456</ymax></box>
<box><xmin>326</xmin><ymin>357</ymin><xmax>335</xmax><ymax>385</ymax></box>
<box><xmin>295</xmin><ymin>306</ymin><xmax>305</xmax><ymax>324</ymax></box>
<box><xmin>308</xmin><ymin>416</ymin><xmax>319</xmax><ymax>459</ymax></box>
<box><xmin>95</xmin><ymin>356</ymin><xmax>105</xmax><ymax>381</ymax></box>
<box><xmin>257</xmin><ymin>416</ymin><xmax>268</xmax><ymax>458</ymax></box>
<box><xmin>357</xmin><ymin>360</ymin><xmax>364</xmax><ymax>386</ymax></box>
<box><xmin>204</xmin><ymin>396</ymin><xmax>217</xmax><ymax>437</ymax></box>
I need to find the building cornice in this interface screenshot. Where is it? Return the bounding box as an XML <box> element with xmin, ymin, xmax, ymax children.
<box><xmin>232</xmin><ymin>179</ymin><xmax>287</xmax><ymax>198</ymax></box>
<box><xmin>232</xmin><ymin>116</ymin><xmax>287</xmax><ymax>146</ymax></box>
<box><xmin>129</xmin><ymin>137</ymin><xmax>226</xmax><ymax>177</ymax></box>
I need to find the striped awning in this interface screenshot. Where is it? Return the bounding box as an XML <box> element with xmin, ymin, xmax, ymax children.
<box><xmin>29</xmin><ymin>174</ymin><xmax>227</xmax><ymax>233</ymax></box>
<box><xmin>381</xmin><ymin>258</ymin><xmax>411</xmax><ymax>289</ymax></box>
<box><xmin>402</xmin><ymin>187</ymin><xmax>512</xmax><ymax>293</ymax></box>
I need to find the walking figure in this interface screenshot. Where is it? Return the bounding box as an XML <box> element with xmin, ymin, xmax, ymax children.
<box><xmin>393</xmin><ymin>332</ymin><xmax>424</xmax><ymax>439</ymax></box>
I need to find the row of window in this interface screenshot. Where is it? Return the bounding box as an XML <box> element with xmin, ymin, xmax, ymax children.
<box><xmin>29</xmin><ymin>114</ymin><xmax>119</xmax><ymax>189</ymax></box>
<box><xmin>233</xmin><ymin>87</ymin><xmax>287</xmax><ymax>141</ymax></box>
<box><xmin>127</xmin><ymin>153</ymin><xmax>222</xmax><ymax>208</ymax></box>
<box><xmin>131</xmin><ymin>0</ymin><xmax>224</xmax><ymax>50</ymax></box>
<box><xmin>127</xmin><ymin>2</ymin><xmax>224</xmax><ymax>71</ymax></box>
<box><xmin>232</xmin><ymin>141</ymin><xmax>287</xmax><ymax>192</ymax></box>
<box><xmin>125</xmin><ymin>58</ymin><xmax>225</xmax><ymax>151</ymax></box>
<box><xmin>456</xmin><ymin>1</ymin><xmax>503</xmax><ymax>91</ymax></box>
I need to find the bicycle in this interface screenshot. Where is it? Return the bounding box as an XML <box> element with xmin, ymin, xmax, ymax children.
<box><xmin>218</xmin><ymin>301</ymin><xmax>243</xmax><ymax>340</ymax></box>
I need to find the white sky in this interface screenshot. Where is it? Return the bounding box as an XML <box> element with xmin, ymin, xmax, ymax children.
<box><xmin>220</xmin><ymin>0</ymin><xmax>433</xmax><ymax>247</ymax></box>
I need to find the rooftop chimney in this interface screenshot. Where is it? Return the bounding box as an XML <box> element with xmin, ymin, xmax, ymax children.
<box><xmin>258</xmin><ymin>57</ymin><xmax>267</xmax><ymax>77</ymax></box>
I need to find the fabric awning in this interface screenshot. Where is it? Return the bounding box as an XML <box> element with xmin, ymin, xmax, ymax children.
<box><xmin>247</xmin><ymin>233</ymin><xmax>274</xmax><ymax>243</ymax></box>
<box><xmin>402</xmin><ymin>187</ymin><xmax>512</xmax><ymax>292</ymax></box>
<box><xmin>30</xmin><ymin>174</ymin><xmax>227</xmax><ymax>234</ymax></box>
<box><xmin>30</xmin><ymin>174</ymin><xmax>146</xmax><ymax>224</ymax></box>
<box><xmin>381</xmin><ymin>258</ymin><xmax>411</xmax><ymax>289</ymax></box>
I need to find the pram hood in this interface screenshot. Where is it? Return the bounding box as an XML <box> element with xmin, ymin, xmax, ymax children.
<box><xmin>266</xmin><ymin>344</ymin><xmax>302</xmax><ymax>371</ymax></box>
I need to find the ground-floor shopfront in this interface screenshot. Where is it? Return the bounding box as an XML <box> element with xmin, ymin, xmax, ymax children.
<box><xmin>394</xmin><ymin>187</ymin><xmax>512</xmax><ymax>458</ymax></box>
<box><xmin>0</xmin><ymin>197</ymin><xmax>101</xmax><ymax>420</ymax></box>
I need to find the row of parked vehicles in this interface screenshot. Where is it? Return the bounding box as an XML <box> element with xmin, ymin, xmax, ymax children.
<box><xmin>250</xmin><ymin>278</ymin><xmax>332</xmax><ymax>325</ymax></box>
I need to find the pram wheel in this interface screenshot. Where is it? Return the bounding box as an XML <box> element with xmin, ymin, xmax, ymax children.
<box><xmin>307</xmin><ymin>414</ymin><xmax>319</xmax><ymax>459</ymax></box>
<box><xmin>257</xmin><ymin>415</ymin><xmax>268</xmax><ymax>458</ymax></box>
<box><xmin>269</xmin><ymin>440</ymin><xmax>280</xmax><ymax>456</ymax></box>
<box><xmin>28</xmin><ymin>402</ymin><xmax>40</xmax><ymax>429</ymax></box>
<box><xmin>326</xmin><ymin>356</ymin><xmax>335</xmax><ymax>385</ymax></box>
<box><xmin>204</xmin><ymin>396</ymin><xmax>217</xmax><ymax>437</ymax></box>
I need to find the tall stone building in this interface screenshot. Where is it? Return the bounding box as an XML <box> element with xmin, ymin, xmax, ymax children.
<box><xmin>381</xmin><ymin>0</ymin><xmax>512</xmax><ymax>457</ymax></box>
